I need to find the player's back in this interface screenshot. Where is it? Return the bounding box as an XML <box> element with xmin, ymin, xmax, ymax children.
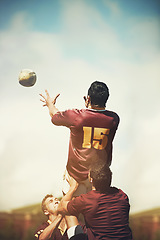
<box><xmin>52</xmin><ymin>108</ymin><xmax>119</xmax><ymax>182</ymax></box>
<box><xmin>70</xmin><ymin>109</ymin><xmax>119</xmax><ymax>147</ymax></box>
<box><xmin>67</xmin><ymin>188</ymin><xmax>133</xmax><ymax>240</ymax></box>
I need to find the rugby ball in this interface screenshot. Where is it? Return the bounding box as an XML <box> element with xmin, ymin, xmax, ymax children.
<box><xmin>19</xmin><ymin>69</ymin><xmax>36</xmax><ymax>87</ymax></box>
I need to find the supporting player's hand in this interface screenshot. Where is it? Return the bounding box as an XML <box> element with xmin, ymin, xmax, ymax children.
<box><xmin>39</xmin><ymin>90</ymin><xmax>60</xmax><ymax>107</ymax></box>
<box><xmin>67</xmin><ymin>175</ymin><xmax>79</xmax><ymax>192</ymax></box>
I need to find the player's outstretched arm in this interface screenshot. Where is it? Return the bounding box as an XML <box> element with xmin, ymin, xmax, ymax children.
<box><xmin>38</xmin><ymin>214</ymin><xmax>63</xmax><ymax>240</ymax></box>
<box><xmin>58</xmin><ymin>176</ymin><xmax>79</xmax><ymax>215</ymax></box>
<box><xmin>39</xmin><ymin>90</ymin><xmax>60</xmax><ymax>117</ymax></box>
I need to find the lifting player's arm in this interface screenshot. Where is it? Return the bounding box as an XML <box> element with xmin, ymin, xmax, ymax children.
<box><xmin>39</xmin><ymin>90</ymin><xmax>60</xmax><ymax>117</ymax></box>
<box><xmin>58</xmin><ymin>175</ymin><xmax>79</xmax><ymax>215</ymax></box>
<box><xmin>57</xmin><ymin>176</ymin><xmax>80</xmax><ymax>232</ymax></box>
<box><xmin>37</xmin><ymin>214</ymin><xmax>63</xmax><ymax>240</ymax></box>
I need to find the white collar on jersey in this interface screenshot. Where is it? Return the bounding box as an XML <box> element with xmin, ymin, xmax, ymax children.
<box><xmin>87</xmin><ymin>108</ymin><xmax>106</xmax><ymax>112</ymax></box>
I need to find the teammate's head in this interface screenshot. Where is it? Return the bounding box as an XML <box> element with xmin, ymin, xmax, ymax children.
<box><xmin>89</xmin><ymin>161</ymin><xmax>112</xmax><ymax>193</ymax></box>
<box><xmin>87</xmin><ymin>81</ymin><xmax>109</xmax><ymax>108</ymax></box>
<box><xmin>42</xmin><ymin>194</ymin><xmax>60</xmax><ymax>216</ymax></box>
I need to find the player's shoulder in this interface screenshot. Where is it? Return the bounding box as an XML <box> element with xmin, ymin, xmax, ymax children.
<box><xmin>63</xmin><ymin>109</ymin><xmax>87</xmax><ymax>119</ymax></box>
<box><xmin>106</xmin><ymin>109</ymin><xmax>119</xmax><ymax>117</ymax></box>
<box><xmin>119</xmin><ymin>188</ymin><xmax>129</xmax><ymax>197</ymax></box>
<box><xmin>73</xmin><ymin>190</ymin><xmax>95</xmax><ymax>201</ymax></box>
<box><xmin>79</xmin><ymin>190</ymin><xmax>102</xmax><ymax>206</ymax></box>
<box><xmin>71</xmin><ymin>191</ymin><xmax>98</xmax><ymax>207</ymax></box>
<box><xmin>65</xmin><ymin>108</ymin><xmax>85</xmax><ymax>114</ymax></box>
<box><xmin>105</xmin><ymin>110</ymin><xmax>120</xmax><ymax>122</ymax></box>
<box><xmin>81</xmin><ymin>190</ymin><xmax>100</xmax><ymax>200</ymax></box>
<box><xmin>115</xmin><ymin>188</ymin><xmax>130</xmax><ymax>202</ymax></box>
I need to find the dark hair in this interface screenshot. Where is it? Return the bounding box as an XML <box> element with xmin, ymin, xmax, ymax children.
<box><xmin>90</xmin><ymin>162</ymin><xmax>112</xmax><ymax>193</ymax></box>
<box><xmin>88</xmin><ymin>81</ymin><xmax>109</xmax><ymax>107</ymax></box>
<box><xmin>42</xmin><ymin>194</ymin><xmax>53</xmax><ymax>212</ymax></box>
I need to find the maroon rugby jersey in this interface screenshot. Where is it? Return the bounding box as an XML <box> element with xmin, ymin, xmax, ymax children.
<box><xmin>52</xmin><ymin>109</ymin><xmax>119</xmax><ymax>182</ymax></box>
<box><xmin>67</xmin><ymin>188</ymin><xmax>133</xmax><ymax>240</ymax></box>
<box><xmin>34</xmin><ymin>221</ymin><xmax>68</xmax><ymax>240</ymax></box>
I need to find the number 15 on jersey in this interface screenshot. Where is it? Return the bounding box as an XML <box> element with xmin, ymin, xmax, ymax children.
<box><xmin>82</xmin><ymin>127</ymin><xmax>110</xmax><ymax>150</ymax></box>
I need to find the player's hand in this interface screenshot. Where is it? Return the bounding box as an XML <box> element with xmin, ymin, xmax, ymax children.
<box><xmin>84</xmin><ymin>96</ymin><xmax>89</xmax><ymax>108</ymax></box>
<box><xmin>67</xmin><ymin>175</ymin><xmax>79</xmax><ymax>191</ymax></box>
<box><xmin>40</xmin><ymin>90</ymin><xmax>60</xmax><ymax>107</ymax></box>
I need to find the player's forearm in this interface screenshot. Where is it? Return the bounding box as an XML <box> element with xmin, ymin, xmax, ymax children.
<box><xmin>57</xmin><ymin>200</ymin><xmax>69</xmax><ymax>215</ymax></box>
<box><xmin>48</xmin><ymin>103</ymin><xmax>59</xmax><ymax>117</ymax></box>
<box><xmin>63</xmin><ymin>185</ymin><xmax>77</xmax><ymax>202</ymax></box>
<box><xmin>39</xmin><ymin>214</ymin><xmax>63</xmax><ymax>240</ymax></box>
<box><xmin>57</xmin><ymin>187</ymin><xmax>76</xmax><ymax>215</ymax></box>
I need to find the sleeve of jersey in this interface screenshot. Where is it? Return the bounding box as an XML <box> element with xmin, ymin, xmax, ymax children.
<box><xmin>51</xmin><ymin>109</ymin><xmax>78</xmax><ymax>128</ymax></box>
<box><xmin>67</xmin><ymin>195</ymin><xmax>85</xmax><ymax>217</ymax></box>
<box><xmin>112</xmin><ymin>112</ymin><xmax>120</xmax><ymax>130</ymax></box>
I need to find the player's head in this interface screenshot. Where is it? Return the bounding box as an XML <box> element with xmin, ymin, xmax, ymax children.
<box><xmin>87</xmin><ymin>81</ymin><xmax>109</xmax><ymax>108</ymax></box>
<box><xmin>42</xmin><ymin>194</ymin><xmax>60</xmax><ymax>216</ymax></box>
<box><xmin>89</xmin><ymin>161</ymin><xmax>112</xmax><ymax>193</ymax></box>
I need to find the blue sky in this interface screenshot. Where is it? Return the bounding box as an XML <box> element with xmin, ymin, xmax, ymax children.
<box><xmin>0</xmin><ymin>0</ymin><xmax>160</xmax><ymax>213</ymax></box>
<box><xmin>0</xmin><ymin>0</ymin><xmax>159</xmax><ymax>31</ymax></box>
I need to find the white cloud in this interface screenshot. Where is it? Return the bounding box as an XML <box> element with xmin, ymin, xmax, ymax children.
<box><xmin>59</xmin><ymin>0</ymin><xmax>124</xmax><ymax>59</ymax></box>
<box><xmin>9</xmin><ymin>11</ymin><xmax>33</xmax><ymax>32</ymax></box>
<box><xmin>126</xmin><ymin>18</ymin><xmax>160</xmax><ymax>61</ymax></box>
<box><xmin>102</xmin><ymin>0</ymin><xmax>122</xmax><ymax>17</ymax></box>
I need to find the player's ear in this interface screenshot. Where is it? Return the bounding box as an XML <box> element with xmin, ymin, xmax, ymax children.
<box><xmin>89</xmin><ymin>177</ymin><xmax>93</xmax><ymax>184</ymax></box>
<box><xmin>88</xmin><ymin>172</ymin><xmax>93</xmax><ymax>183</ymax></box>
<box><xmin>44</xmin><ymin>210</ymin><xmax>49</xmax><ymax>216</ymax></box>
<box><xmin>87</xmin><ymin>95</ymin><xmax>91</xmax><ymax>102</ymax></box>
